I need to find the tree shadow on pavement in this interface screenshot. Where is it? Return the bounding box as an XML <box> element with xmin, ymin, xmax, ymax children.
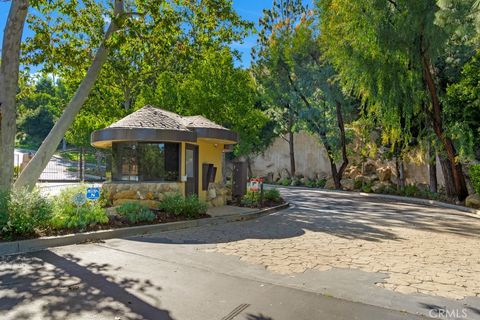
<box><xmin>0</xmin><ymin>251</ymin><xmax>172</xmax><ymax>320</ymax></box>
<box><xmin>128</xmin><ymin>187</ymin><xmax>480</xmax><ymax>245</ymax></box>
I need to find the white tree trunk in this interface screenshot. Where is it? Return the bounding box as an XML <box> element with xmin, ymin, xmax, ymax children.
<box><xmin>14</xmin><ymin>0</ymin><xmax>124</xmax><ymax>189</ymax></box>
<box><xmin>0</xmin><ymin>0</ymin><xmax>29</xmax><ymax>190</ymax></box>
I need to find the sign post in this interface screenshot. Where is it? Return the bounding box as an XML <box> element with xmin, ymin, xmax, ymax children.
<box><xmin>72</xmin><ymin>192</ymin><xmax>86</xmax><ymax>214</ymax></box>
<box><xmin>248</xmin><ymin>177</ymin><xmax>264</xmax><ymax>207</ymax></box>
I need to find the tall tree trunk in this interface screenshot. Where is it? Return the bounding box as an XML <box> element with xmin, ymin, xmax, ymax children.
<box><xmin>395</xmin><ymin>155</ymin><xmax>406</xmax><ymax>190</ymax></box>
<box><xmin>246</xmin><ymin>156</ymin><xmax>253</xmax><ymax>178</ymax></box>
<box><xmin>420</xmin><ymin>49</ymin><xmax>468</xmax><ymax>200</ymax></box>
<box><xmin>320</xmin><ymin>136</ymin><xmax>341</xmax><ymax>189</ymax></box>
<box><xmin>318</xmin><ymin>102</ymin><xmax>349</xmax><ymax>190</ymax></box>
<box><xmin>428</xmin><ymin>143</ymin><xmax>438</xmax><ymax>193</ymax></box>
<box><xmin>439</xmin><ymin>157</ymin><xmax>456</xmax><ymax>198</ymax></box>
<box><xmin>14</xmin><ymin>0</ymin><xmax>125</xmax><ymax>190</ymax></box>
<box><xmin>335</xmin><ymin>101</ymin><xmax>348</xmax><ymax>180</ymax></box>
<box><xmin>329</xmin><ymin>153</ymin><xmax>340</xmax><ymax>189</ymax></box>
<box><xmin>0</xmin><ymin>0</ymin><xmax>29</xmax><ymax>190</ymax></box>
<box><xmin>288</xmin><ymin>115</ymin><xmax>296</xmax><ymax>178</ymax></box>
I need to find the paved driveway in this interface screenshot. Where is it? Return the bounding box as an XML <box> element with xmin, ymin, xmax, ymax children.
<box><xmin>213</xmin><ymin>188</ymin><xmax>480</xmax><ymax>300</ymax></box>
<box><xmin>1</xmin><ymin>187</ymin><xmax>479</xmax><ymax>319</ymax></box>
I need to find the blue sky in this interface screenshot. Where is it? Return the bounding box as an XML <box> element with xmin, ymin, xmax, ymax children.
<box><xmin>0</xmin><ymin>0</ymin><xmax>313</xmax><ymax>68</ymax></box>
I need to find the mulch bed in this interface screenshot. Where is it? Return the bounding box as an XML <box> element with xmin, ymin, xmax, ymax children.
<box><xmin>1</xmin><ymin>201</ymin><xmax>285</xmax><ymax>242</ymax></box>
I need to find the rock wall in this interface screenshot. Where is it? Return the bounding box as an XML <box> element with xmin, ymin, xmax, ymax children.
<box><xmin>103</xmin><ymin>182</ymin><xmax>182</xmax><ymax>208</ymax></box>
<box><xmin>250</xmin><ymin>131</ymin><xmax>332</xmax><ymax>180</ymax></box>
<box><xmin>206</xmin><ymin>183</ymin><xmax>231</xmax><ymax>207</ymax></box>
<box><xmin>249</xmin><ymin>131</ymin><xmax>446</xmax><ymax>187</ymax></box>
<box><xmin>103</xmin><ymin>181</ymin><xmax>229</xmax><ymax>208</ymax></box>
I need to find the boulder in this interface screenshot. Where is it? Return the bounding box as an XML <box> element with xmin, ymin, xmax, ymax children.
<box><xmin>376</xmin><ymin>167</ymin><xmax>392</xmax><ymax>182</ymax></box>
<box><xmin>362</xmin><ymin>161</ymin><xmax>377</xmax><ymax>175</ymax></box>
<box><xmin>113</xmin><ymin>190</ymin><xmax>137</xmax><ymax>201</ymax></box>
<box><xmin>354</xmin><ymin>174</ymin><xmax>378</xmax><ymax>185</ymax></box>
<box><xmin>465</xmin><ymin>194</ymin><xmax>480</xmax><ymax>209</ymax></box>
<box><xmin>324</xmin><ymin>178</ymin><xmax>336</xmax><ymax>189</ymax></box>
<box><xmin>163</xmin><ymin>191</ymin><xmax>180</xmax><ymax>198</ymax></box>
<box><xmin>112</xmin><ymin>199</ymin><xmax>160</xmax><ymax>209</ymax></box>
<box><xmin>345</xmin><ymin>166</ymin><xmax>361</xmax><ymax>179</ymax></box>
<box><xmin>209</xmin><ymin>196</ymin><xmax>225</xmax><ymax>207</ymax></box>
<box><xmin>145</xmin><ymin>192</ymin><xmax>155</xmax><ymax>200</ymax></box>
<box><xmin>159</xmin><ymin>183</ymin><xmax>172</xmax><ymax>193</ymax></box>
<box><xmin>340</xmin><ymin>178</ymin><xmax>355</xmax><ymax>191</ymax></box>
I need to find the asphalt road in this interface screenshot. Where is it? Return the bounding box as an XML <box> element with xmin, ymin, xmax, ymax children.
<box><xmin>3</xmin><ymin>186</ymin><xmax>479</xmax><ymax>320</ymax></box>
<box><xmin>0</xmin><ymin>246</ymin><xmax>426</xmax><ymax>320</ymax></box>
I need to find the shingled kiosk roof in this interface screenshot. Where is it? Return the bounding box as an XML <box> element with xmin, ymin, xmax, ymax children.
<box><xmin>91</xmin><ymin>105</ymin><xmax>238</xmax><ymax>148</ymax></box>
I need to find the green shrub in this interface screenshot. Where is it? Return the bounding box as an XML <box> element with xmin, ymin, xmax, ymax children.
<box><xmin>0</xmin><ymin>188</ymin><xmax>53</xmax><ymax>238</ymax></box>
<box><xmin>398</xmin><ymin>184</ymin><xmax>440</xmax><ymax>200</ymax></box>
<box><xmin>362</xmin><ymin>182</ymin><xmax>373</xmax><ymax>193</ymax></box>
<box><xmin>241</xmin><ymin>190</ymin><xmax>261</xmax><ymax>207</ymax></box>
<box><xmin>0</xmin><ymin>189</ymin><xmax>8</xmax><ymax>231</ymax></box>
<box><xmin>264</xmin><ymin>188</ymin><xmax>281</xmax><ymax>202</ymax></box>
<box><xmin>279</xmin><ymin>177</ymin><xmax>292</xmax><ymax>186</ymax></box>
<box><xmin>316</xmin><ymin>178</ymin><xmax>327</xmax><ymax>188</ymax></box>
<box><xmin>305</xmin><ymin>179</ymin><xmax>316</xmax><ymax>188</ymax></box>
<box><xmin>158</xmin><ymin>193</ymin><xmax>208</xmax><ymax>218</ymax></box>
<box><xmin>353</xmin><ymin>179</ymin><xmax>363</xmax><ymax>190</ymax></box>
<box><xmin>182</xmin><ymin>195</ymin><xmax>208</xmax><ymax>219</ymax></box>
<box><xmin>291</xmin><ymin>177</ymin><xmax>301</xmax><ymax>186</ymax></box>
<box><xmin>470</xmin><ymin>164</ymin><xmax>480</xmax><ymax>194</ymax></box>
<box><xmin>158</xmin><ymin>193</ymin><xmax>185</xmax><ymax>216</ymax></box>
<box><xmin>51</xmin><ymin>186</ymin><xmax>108</xmax><ymax>230</ymax></box>
<box><xmin>116</xmin><ymin>202</ymin><xmax>155</xmax><ymax>223</ymax></box>
<box><xmin>98</xmin><ymin>187</ymin><xmax>111</xmax><ymax>208</ymax></box>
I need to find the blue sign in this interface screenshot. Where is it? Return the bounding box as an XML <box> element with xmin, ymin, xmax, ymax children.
<box><xmin>72</xmin><ymin>192</ymin><xmax>86</xmax><ymax>207</ymax></box>
<box><xmin>86</xmin><ymin>187</ymin><xmax>100</xmax><ymax>200</ymax></box>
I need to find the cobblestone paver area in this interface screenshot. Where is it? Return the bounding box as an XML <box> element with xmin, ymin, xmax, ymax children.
<box><xmin>200</xmin><ymin>189</ymin><xmax>480</xmax><ymax>300</ymax></box>
<box><xmin>154</xmin><ymin>188</ymin><xmax>480</xmax><ymax>300</ymax></box>
<box><xmin>212</xmin><ymin>227</ymin><xmax>480</xmax><ymax>300</ymax></box>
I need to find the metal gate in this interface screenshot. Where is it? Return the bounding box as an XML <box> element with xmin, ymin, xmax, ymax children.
<box><xmin>37</xmin><ymin>148</ymin><xmax>108</xmax><ymax>183</ymax></box>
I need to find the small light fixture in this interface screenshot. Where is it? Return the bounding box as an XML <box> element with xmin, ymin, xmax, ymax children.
<box><xmin>214</xmin><ymin>143</ymin><xmax>218</xmax><ymax>148</ymax></box>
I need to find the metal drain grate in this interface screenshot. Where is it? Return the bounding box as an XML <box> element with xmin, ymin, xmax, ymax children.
<box><xmin>221</xmin><ymin>303</ymin><xmax>251</xmax><ymax>320</ymax></box>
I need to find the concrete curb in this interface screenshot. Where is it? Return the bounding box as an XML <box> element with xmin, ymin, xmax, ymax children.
<box><xmin>0</xmin><ymin>203</ymin><xmax>289</xmax><ymax>257</ymax></box>
<box><xmin>268</xmin><ymin>184</ymin><xmax>480</xmax><ymax>218</ymax></box>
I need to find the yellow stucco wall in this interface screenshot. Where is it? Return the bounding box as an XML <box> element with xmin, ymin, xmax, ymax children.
<box><xmin>179</xmin><ymin>140</ymin><xmax>224</xmax><ymax>200</ymax></box>
<box><xmin>197</xmin><ymin>139</ymin><xmax>224</xmax><ymax>200</ymax></box>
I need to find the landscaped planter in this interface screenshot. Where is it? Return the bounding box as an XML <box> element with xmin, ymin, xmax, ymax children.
<box><xmin>0</xmin><ymin>203</ymin><xmax>290</xmax><ymax>256</ymax></box>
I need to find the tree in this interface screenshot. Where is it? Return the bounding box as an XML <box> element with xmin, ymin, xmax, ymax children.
<box><xmin>0</xmin><ymin>0</ymin><xmax>29</xmax><ymax>190</ymax></box>
<box><xmin>137</xmin><ymin>46</ymin><xmax>270</xmax><ymax>158</ymax></box>
<box><xmin>253</xmin><ymin>1</ymin><xmax>355</xmax><ymax>187</ymax></box>
<box><xmin>318</xmin><ymin>0</ymin><xmax>478</xmax><ymax>200</ymax></box>
<box><xmin>445</xmin><ymin>51</ymin><xmax>480</xmax><ymax>160</ymax></box>
<box><xmin>13</xmin><ymin>0</ymin><xmax>252</xmax><ymax>189</ymax></box>
<box><xmin>252</xmin><ymin>0</ymin><xmax>309</xmax><ymax>177</ymax></box>
<box><xmin>14</xmin><ymin>0</ymin><xmax>125</xmax><ymax>189</ymax></box>
<box><xmin>291</xmin><ymin>17</ymin><xmax>357</xmax><ymax>189</ymax></box>
<box><xmin>16</xmin><ymin>76</ymin><xmax>68</xmax><ymax>147</ymax></box>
